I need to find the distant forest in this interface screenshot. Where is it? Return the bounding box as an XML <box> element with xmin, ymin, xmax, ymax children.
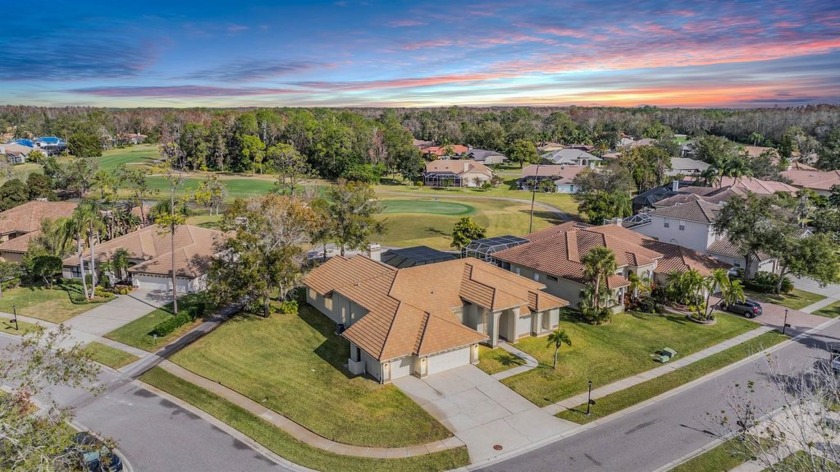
<box><xmin>2</xmin><ymin>105</ymin><xmax>839</xmax><ymax>178</ymax></box>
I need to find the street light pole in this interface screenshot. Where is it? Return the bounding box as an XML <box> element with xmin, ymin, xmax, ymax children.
<box><xmin>528</xmin><ymin>163</ymin><xmax>542</xmax><ymax>234</ymax></box>
<box><xmin>12</xmin><ymin>304</ymin><xmax>18</xmax><ymax>331</ymax></box>
<box><xmin>586</xmin><ymin>379</ymin><xmax>593</xmax><ymax>416</ymax></box>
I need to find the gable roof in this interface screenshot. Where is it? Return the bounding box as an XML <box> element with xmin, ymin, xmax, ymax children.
<box><xmin>0</xmin><ymin>143</ymin><xmax>34</xmax><ymax>156</ymax></box>
<box><xmin>718</xmin><ymin>177</ymin><xmax>798</xmax><ymax>195</ymax></box>
<box><xmin>62</xmin><ymin>225</ymin><xmax>226</xmax><ymax>278</ymax></box>
<box><xmin>520</xmin><ymin>164</ymin><xmax>587</xmax><ymax>183</ymax></box>
<box><xmin>423</xmin><ymin>145</ymin><xmax>469</xmax><ymax>157</ymax></box>
<box><xmin>0</xmin><ymin>201</ymin><xmax>77</xmax><ymax>236</ymax></box>
<box><xmin>541</xmin><ymin>148</ymin><xmax>601</xmax><ymax>165</ymax></box>
<box><xmin>669</xmin><ymin>157</ymin><xmax>710</xmax><ymax>175</ymax></box>
<box><xmin>424</xmin><ymin>159</ymin><xmax>493</xmax><ymax>177</ymax></box>
<box><xmin>468</xmin><ymin>149</ymin><xmax>507</xmax><ymax>162</ymax></box>
<box><xmin>304</xmin><ymin>257</ymin><xmax>567</xmax><ymax>361</ymax></box>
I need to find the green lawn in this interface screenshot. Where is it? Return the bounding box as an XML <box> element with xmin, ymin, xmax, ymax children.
<box><xmin>98</xmin><ymin>144</ymin><xmax>160</xmax><ymax>172</ymax></box>
<box><xmin>82</xmin><ymin>342</ymin><xmax>140</xmax><ymax>370</ymax></box>
<box><xmin>557</xmin><ymin>331</ymin><xmax>787</xmax><ymax>423</ymax></box>
<box><xmin>144</xmin><ymin>175</ymin><xmax>284</xmax><ymax>201</ymax></box>
<box><xmin>382</xmin><ymin>200</ymin><xmax>475</xmax><ymax>216</ymax></box>
<box><xmin>813</xmin><ymin>300</ymin><xmax>840</xmax><ymax>318</ymax></box>
<box><xmin>170</xmin><ymin>305</ymin><xmax>453</xmax><ymax>448</ymax></box>
<box><xmin>744</xmin><ymin>288</ymin><xmax>825</xmax><ymax>311</ymax></box>
<box><xmin>0</xmin><ymin>316</ymin><xmax>42</xmax><ymax>336</ymax></box>
<box><xmin>377</xmin><ymin>197</ymin><xmax>560</xmax><ymax>250</ymax></box>
<box><xmin>141</xmin><ymin>367</ymin><xmax>468</xmax><ymax>472</ymax></box>
<box><xmin>477</xmin><ymin>345</ymin><xmax>525</xmax><ymax>375</ymax></box>
<box><xmin>501</xmin><ymin>310</ymin><xmax>759</xmax><ymax>407</ymax></box>
<box><xmin>0</xmin><ymin>286</ymin><xmax>99</xmax><ymax>323</ymax></box>
<box><xmin>104</xmin><ymin>294</ymin><xmax>209</xmax><ymax>352</ymax></box>
<box><xmin>766</xmin><ymin>450</ymin><xmax>840</xmax><ymax>471</ymax></box>
<box><xmin>670</xmin><ymin>438</ymin><xmax>751</xmax><ymax>472</ymax></box>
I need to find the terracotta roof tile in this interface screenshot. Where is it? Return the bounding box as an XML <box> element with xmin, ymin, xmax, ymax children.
<box><xmin>0</xmin><ymin>201</ymin><xmax>76</xmax><ymax>235</ymax></box>
<box><xmin>648</xmin><ymin>195</ymin><xmax>722</xmax><ymax>224</ymax></box>
<box><xmin>424</xmin><ymin>159</ymin><xmax>493</xmax><ymax>178</ymax></box>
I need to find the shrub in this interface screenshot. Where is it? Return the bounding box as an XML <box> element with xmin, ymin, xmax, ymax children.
<box><xmin>274</xmin><ymin>299</ymin><xmax>298</xmax><ymax>315</ymax></box>
<box><xmin>150</xmin><ymin>312</ymin><xmax>193</xmax><ymax>338</ymax></box>
<box><xmin>119</xmin><ymin>287</ymin><xmax>130</xmax><ymax>295</ymax></box>
<box><xmin>633</xmin><ymin>296</ymin><xmax>661</xmax><ymax>314</ymax></box>
<box><xmin>415</xmin><ymin>180</ymin><xmax>424</xmax><ymax>187</ymax></box>
<box><xmin>744</xmin><ymin>271</ymin><xmax>792</xmax><ymax>294</ymax></box>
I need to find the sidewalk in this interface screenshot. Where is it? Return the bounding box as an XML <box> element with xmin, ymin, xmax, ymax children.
<box><xmin>543</xmin><ymin>326</ymin><xmax>775</xmax><ymax>415</ymax></box>
<box><xmin>492</xmin><ymin>343</ymin><xmax>538</xmax><ymax>380</ymax></box>
<box><xmin>158</xmin><ymin>360</ymin><xmax>464</xmax><ymax>458</ymax></box>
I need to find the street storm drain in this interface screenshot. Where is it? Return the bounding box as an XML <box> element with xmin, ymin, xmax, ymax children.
<box><xmin>493</xmin><ymin>445</ymin><xmax>503</xmax><ymax>451</ymax></box>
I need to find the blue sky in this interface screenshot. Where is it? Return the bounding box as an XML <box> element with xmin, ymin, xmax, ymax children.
<box><xmin>1</xmin><ymin>0</ymin><xmax>838</xmax><ymax>107</ymax></box>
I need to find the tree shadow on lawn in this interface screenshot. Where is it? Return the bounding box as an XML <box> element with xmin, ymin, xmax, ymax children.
<box><xmin>496</xmin><ymin>353</ymin><xmax>526</xmax><ymax>368</ymax></box>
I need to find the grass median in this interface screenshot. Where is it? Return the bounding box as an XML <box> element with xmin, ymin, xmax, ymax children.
<box><xmin>556</xmin><ymin>330</ymin><xmax>787</xmax><ymax>424</ymax></box>
<box><xmin>140</xmin><ymin>367</ymin><xmax>469</xmax><ymax>472</ymax></box>
<box><xmin>82</xmin><ymin>342</ymin><xmax>139</xmax><ymax>369</ymax></box>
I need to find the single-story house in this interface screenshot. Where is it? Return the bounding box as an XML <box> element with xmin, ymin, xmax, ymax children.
<box><xmin>0</xmin><ymin>201</ymin><xmax>77</xmax><ymax>262</ymax></box>
<box><xmin>61</xmin><ymin>225</ymin><xmax>225</xmax><ymax>293</ymax></box>
<box><xmin>517</xmin><ymin>164</ymin><xmax>588</xmax><ymax>193</ymax></box>
<box><xmin>423</xmin><ymin>159</ymin><xmax>493</xmax><ymax>187</ymax></box>
<box><xmin>303</xmin><ymin>256</ymin><xmax>568</xmax><ymax>383</ymax></box>
<box><xmin>422</xmin><ymin>144</ymin><xmax>469</xmax><ymax>159</ymax></box>
<box><xmin>668</xmin><ymin>157</ymin><xmax>710</xmax><ymax>177</ymax></box>
<box><xmin>541</xmin><ymin>148</ymin><xmax>602</xmax><ymax>167</ymax></box>
<box><xmin>780</xmin><ymin>168</ymin><xmax>840</xmax><ymax>196</ymax></box>
<box><xmin>467</xmin><ymin>149</ymin><xmax>508</xmax><ymax>165</ymax></box>
<box><xmin>0</xmin><ymin>143</ymin><xmax>34</xmax><ymax>164</ymax></box>
<box><xmin>490</xmin><ymin>222</ymin><xmax>725</xmax><ymax>310</ymax></box>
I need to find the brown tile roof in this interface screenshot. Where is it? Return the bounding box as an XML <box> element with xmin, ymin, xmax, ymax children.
<box><xmin>423</xmin><ymin>145</ymin><xmax>470</xmax><ymax>157</ymax></box>
<box><xmin>0</xmin><ymin>230</ymin><xmax>39</xmax><ymax>254</ymax></box>
<box><xmin>424</xmin><ymin>159</ymin><xmax>493</xmax><ymax>177</ymax></box>
<box><xmin>707</xmin><ymin>237</ymin><xmax>772</xmax><ymax>261</ymax></box>
<box><xmin>62</xmin><ymin>225</ymin><xmax>225</xmax><ymax>278</ymax></box>
<box><xmin>649</xmin><ymin>195</ymin><xmax>722</xmax><ymax>224</ymax></box>
<box><xmin>780</xmin><ymin>169</ymin><xmax>840</xmax><ymax>192</ymax></box>
<box><xmin>520</xmin><ymin>164</ymin><xmax>587</xmax><ymax>183</ymax></box>
<box><xmin>644</xmin><ymin>240</ymin><xmax>728</xmax><ymax>276</ymax></box>
<box><xmin>0</xmin><ymin>201</ymin><xmax>77</xmax><ymax>236</ymax></box>
<box><xmin>718</xmin><ymin>177</ymin><xmax>798</xmax><ymax>195</ymax></box>
<box><xmin>304</xmin><ymin>257</ymin><xmax>567</xmax><ymax>361</ymax></box>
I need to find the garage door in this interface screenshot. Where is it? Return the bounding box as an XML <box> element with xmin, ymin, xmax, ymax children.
<box><xmin>390</xmin><ymin>356</ymin><xmax>412</xmax><ymax>379</ymax></box>
<box><xmin>517</xmin><ymin>314</ymin><xmax>532</xmax><ymax>338</ymax></box>
<box><xmin>134</xmin><ymin>275</ymin><xmax>192</xmax><ymax>293</ymax></box>
<box><xmin>428</xmin><ymin>347</ymin><xmax>470</xmax><ymax>375</ymax></box>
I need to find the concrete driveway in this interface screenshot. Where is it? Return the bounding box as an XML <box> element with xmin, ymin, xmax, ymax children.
<box><xmin>394</xmin><ymin>365</ymin><xmax>576</xmax><ymax>463</ymax></box>
<box><xmin>711</xmin><ymin>295</ymin><xmax>827</xmax><ymax>333</ymax></box>
<box><xmin>64</xmin><ymin>289</ymin><xmax>171</xmax><ymax>336</ymax></box>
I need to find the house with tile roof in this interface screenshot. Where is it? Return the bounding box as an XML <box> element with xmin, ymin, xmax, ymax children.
<box><xmin>780</xmin><ymin>168</ymin><xmax>840</xmax><ymax>196</ymax></box>
<box><xmin>61</xmin><ymin>225</ymin><xmax>225</xmax><ymax>293</ymax></box>
<box><xmin>490</xmin><ymin>222</ymin><xmax>725</xmax><ymax>310</ymax></box>
<box><xmin>423</xmin><ymin>159</ymin><xmax>493</xmax><ymax>187</ymax></box>
<box><xmin>0</xmin><ymin>200</ymin><xmax>78</xmax><ymax>262</ymax></box>
<box><xmin>303</xmin><ymin>256</ymin><xmax>567</xmax><ymax>383</ymax></box>
<box><xmin>517</xmin><ymin>164</ymin><xmax>588</xmax><ymax>193</ymax></box>
<box><xmin>0</xmin><ymin>142</ymin><xmax>35</xmax><ymax>164</ymax></box>
<box><xmin>541</xmin><ymin>148</ymin><xmax>602</xmax><ymax>167</ymax></box>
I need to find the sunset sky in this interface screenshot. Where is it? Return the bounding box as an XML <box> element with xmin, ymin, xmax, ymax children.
<box><xmin>2</xmin><ymin>0</ymin><xmax>839</xmax><ymax>108</ymax></box>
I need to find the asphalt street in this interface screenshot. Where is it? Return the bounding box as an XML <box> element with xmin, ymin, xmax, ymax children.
<box><xmin>0</xmin><ymin>335</ymin><xmax>288</xmax><ymax>472</ymax></box>
<box><xmin>478</xmin><ymin>319</ymin><xmax>840</xmax><ymax>472</ymax></box>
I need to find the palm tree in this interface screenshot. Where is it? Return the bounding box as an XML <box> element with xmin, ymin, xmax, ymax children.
<box><xmin>546</xmin><ymin>328</ymin><xmax>572</xmax><ymax>369</ymax></box>
<box><xmin>111</xmin><ymin>248</ymin><xmax>130</xmax><ymax>283</ymax></box>
<box><xmin>721</xmin><ymin>279</ymin><xmax>746</xmax><ymax>308</ymax></box>
<box><xmin>703</xmin><ymin>268</ymin><xmax>731</xmax><ymax>320</ymax></box>
<box><xmin>627</xmin><ymin>272</ymin><xmax>651</xmax><ymax>302</ymax></box>
<box><xmin>581</xmin><ymin>246</ymin><xmax>618</xmax><ymax>310</ymax></box>
<box><xmin>666</xmin><ymin>269</ymin><xmax>705</xmax><ymax>306</ymax></box>
<box><xmin>62</xmin><ymin>202</ymin><xmax>104</xmax><ymax>300</ymax></box>
<box><xmin>722</xmin><ymin>156</ymin><xmax>753</xmax><ymax>186</ymax></box>
<box><xmin>699</xmin><ymin>166</ymin><xmax>720</xmax><ymax>188</ymax></box>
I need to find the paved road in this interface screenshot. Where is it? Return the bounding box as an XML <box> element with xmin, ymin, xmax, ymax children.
<box><xmin>477</xmin><ymin>319</ymin><xmax>840</xmax><ymax>472</ymax></box>
<box><xmin>0</xmin><ymin>334</ymin><xmax>292</xmax><ymax>472</ymax></box>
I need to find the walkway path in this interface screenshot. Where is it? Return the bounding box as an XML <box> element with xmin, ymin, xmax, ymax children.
<box><xmin>542</xmin><ymin>326</ymin><xmax>775</xmax><ymax>415</ymax></box>
<box><xmin>158</xmin><ymin>360</ymin><xmax>464</xmax><ymax>458</ymax></box>
<box><xmin>394</xmin><ymin>365</ymin><xmax>577</xmax><ymax>463</ymax></box>
<box><xmin>492</xmin><ymin>343</ymin><xmax>538</xmax><ymax>380</ymax></box>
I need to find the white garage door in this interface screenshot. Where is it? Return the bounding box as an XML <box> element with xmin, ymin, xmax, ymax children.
<box><xmin>390</xmin><ymin>357</ymin><xmax>412</xmax><ymax>380</ymax></box>
<box><xmin>134</xmin><ymin>275</ymin><xmax>192</xmax><ymax>293</ymax></box>
<box><xmin>428</xmin><ymin>347</ymin><xmax>470</xmax><ymax>375</ymax></box>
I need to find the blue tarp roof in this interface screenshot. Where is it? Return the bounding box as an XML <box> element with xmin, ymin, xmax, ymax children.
<box><xmin>36</xmin><ymin>136</ymin><xmax>63</xmax><ymax>144</ymax></box>
<box><xmin>12</xmin><ymin>139</ymin><xmax>34</xmax><ymax>148</ymax></box>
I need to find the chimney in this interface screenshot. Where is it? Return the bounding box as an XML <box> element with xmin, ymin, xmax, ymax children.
<box><xmin>367</xmin><ymin>243</ymin><xmax>381</xmax><ymax>262</ymax></box>
<box><xmin>565</xmin><ymin>231</ymin><xmax>579</xmax><ymax>263</ymax></box>
<box><xmin>672</xmin><ymin>180</ymin><xmax>679</xmax><ymax>192</ymax></box>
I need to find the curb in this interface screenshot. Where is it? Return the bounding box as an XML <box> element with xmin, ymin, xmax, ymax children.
<box><xmin>465</xmin><ymin>315</ymin><xmax>840</xmax><ymax>471</ymax></box>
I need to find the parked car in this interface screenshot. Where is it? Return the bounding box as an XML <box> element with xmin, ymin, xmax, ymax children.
<box><xmin>720</xmin><ymin>299</ymin><xmax>763</xmax><ymax>318</ymax></box>
<box><xmin>65</xmin><ymin>432</ymin><xmax>123</xmax><ymax>472</ymax></box>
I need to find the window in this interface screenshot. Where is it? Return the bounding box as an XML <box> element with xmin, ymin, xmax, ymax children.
<box><xmin>679</xmin><ymin>221</ymin><xmax>686</xmax><ymax>231</ymax></box>
<box><xmin>664</xmin><ymin>221</ymin><xmax>670</xmax><ymax>228</ymax></box>
<box><xmin>515</xmin><ymin>267</ymin><xmax>521</xmax><ymax>275</ymax></box>
<box><xmin>547</xmin><ymin>275</ymin><xmax>558</xmax><ymax>281</ymax></box>
<box><xmin>533</xmin><ymin>273</ymin><xmax>540</xmax><ymax>281</ymax></box>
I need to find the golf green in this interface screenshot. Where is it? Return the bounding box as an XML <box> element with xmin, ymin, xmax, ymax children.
<box><xmin>382</xmin><ymin>200</ymin><xmax>475</xmax><ymax>215</ymax></box>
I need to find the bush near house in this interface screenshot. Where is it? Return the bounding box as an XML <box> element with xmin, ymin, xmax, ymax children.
<box><xmin>742</xmin><ymin>271</ymin><xmax>793</xmax><ymax>294</ymax></box>
<box><xmin>149</xmin><ymin>303</ymin><xmax>207</xmax><ymax>337</ymax></box>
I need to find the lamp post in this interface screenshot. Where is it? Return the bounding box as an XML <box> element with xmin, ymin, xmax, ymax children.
<box><xmin>528</xmin><ymin>162</ymin><xmax>542</xmax><ymax>234</ymax></box>
<box><xmin>12</xmin><ymin>304</ymin><xmax>18</xmax><ymax>331</ymax></box>
<box><xmin>782</xmin><ymin>309</ymin><xmax>790</xmax><ymax>335</ymax></box>
<box><xmin>586</xmin><ymin>379</ymin><xmax>594</xmax><ymax>416</ymax></box>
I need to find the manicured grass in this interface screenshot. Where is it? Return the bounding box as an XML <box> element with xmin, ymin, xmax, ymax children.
<box><xmin>766</xmin><ymin>450</ymin><xmax>840</xmax><ymax>471</ymax></box>
<box><xmin>502</xmin><ymin>310</ymin><xmax>759</xmax><ymax>407</ymax></box>
<box><xmin>375</xmin><ymin>182</ymin><xmax>579</xmax><ymax>215</ymax></box>
<box><xmin>185</xmin><ymin>213</ymin><xmax>223</xmax><ymax>229</ymax></box>
<box><xmin>141</xmin><ymin>367</ymin><xmax>469</xmax><ymax>472</ymax></box>
<box><xmin>670</xmin><ymin>438</ymin><xmax>751</xmax><ymax>472</ymax></box>
<box><xmin>477</xmin><ymin>345</ymin><xmax>525</xmax><ymax>375</ymax></box>
<box><xmin>170</xmin><ymin>305</ymin><xmax>452</xmax><ymax>448</ymax></box>
<box><xmin>97</xmin><ymin>144</ymin><xmax>160</xmax><ymax>172</ymax></box>
<box><xmin>82</xmin><ymin>342</ymin><xmax>140</xmax><ymax>370</ymax></box>
<box><xmin>382</xmin><ymin>199</ymin><xmax>475</xmax><ymax>216</ymax></box>
<box><xmin>0</xmin><ymin>316</ymin><xmax>42</xmax><ymax>336</ymax></box>
<box><xmin>813</xmin><ymin>300</ymin><xmax>840</xmax><ymax>318</ymax></box>
<box><xmin>104</xmin><ymin>294</ymin><xmax>209</xmax><ymax>352</ymax></box>
<box><xmin>744</xmin><ymin>288</ymin><xmax>825</xmax><ymax>311</ymax></box>
<box><xmin>556</xmin><ymin>331</ymin><xmax>787</xmax><ymax>423</ymax></box>
<box><xmin>377</xmin><ymin>197</ymin><xmax>560</xmax><ymax>250</ymax></box>
<box><xmin>0</xmin><ymin>286</ymin><xmax>98</xmax><ymax>323</ymax></box>
<box><xmin>144</xmin><ymin>175</ymin><xmax>282</xmax><ymax>201</ymax></box>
